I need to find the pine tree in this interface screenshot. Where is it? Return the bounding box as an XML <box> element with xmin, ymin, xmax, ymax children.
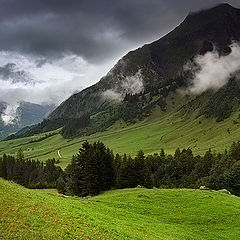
<box><xmin>57</xmin><ymin>176</ymin><xmax>66</xmax><ymax>194</ymax></box>
<box><xmin>134</xmin><ymin>150</ymin><xmax>151</xmax><ymax>187</ymax></box>
<box><xmin>160</xmin><ymin>149</ymin><xmax>165</xmax><ymax>158</ymax></box>
<box><xmin>65</xmin><ymin>141</ymin><xmax>114</xmax><ymax>196</ymax></box>
<box><xmin>17</xmin><ymin>148</ymin><xmax>24</xmax><ymax>160</ymax></box>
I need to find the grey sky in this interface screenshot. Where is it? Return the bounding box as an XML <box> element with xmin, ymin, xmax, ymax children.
<box><xmin>0</xmin><ymin>0</ymin><xmax>239</xmax><ymax>62</ymax></box>
<box><xmin>0</xmin><ymin>0</ymin><xmax>239</xmax><ymax>110</ymax></box>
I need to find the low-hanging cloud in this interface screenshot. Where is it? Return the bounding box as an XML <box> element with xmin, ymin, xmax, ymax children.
<box><xmin>102</xmin><ymin>69</ymin><xmax>144</xmax><ymax>102</ymax></box>
<box><xmin>1</xmin><ymin>104</ymin><xmax>19</xmax><ymax>125</ymax></box>
<box><xmin>0</xmin><ymin>51</ymin><xmax>115</xmax><ymax>124</ymax></box>
<box><xmin>0</xmin><ymin>51</ymin><xmax>115</xmax><ymax>105</ymax></box>
<box><xmin>0</xmin><ymin>0</ymin><xmax>240</xmax><ymax>124</ymax></box>
<box><xmin>186</xmin><ymin>42</ymin><xmax>240</xmax><ymax>94</ymax></box>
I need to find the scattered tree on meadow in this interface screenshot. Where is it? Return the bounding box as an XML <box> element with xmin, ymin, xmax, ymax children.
<box><xmin>65</xmin><ymin>141</ymin><xmax>114</xmax><ymax>196</ymax></box>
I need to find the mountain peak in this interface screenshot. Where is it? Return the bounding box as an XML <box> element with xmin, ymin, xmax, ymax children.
<box><xmin>187</xmin><ymin>3</ymin><xmax>239</xmax><ymax>18</ymax></box>
<box><xmin>213</xmin><ymin>3</ymin><xmax>235</xmax><ymax>9</ymax></box>
<box><xmin>23</xmin><ymin>2</ymin><xmax>240</xmax><ymax>138</ymax></box>
<box><xmin>175</xmin><ymin>2</ymin><xmax>240</xmax><ymax>39</ymax></box>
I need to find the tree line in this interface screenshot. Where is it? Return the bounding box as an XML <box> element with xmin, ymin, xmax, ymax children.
<box><xmin>60</xmin><ymin>141</ymin><xmax>240</xmax><ymax>196</ymax></box>
<box><xmin>0</xmin><ymin>149</ymin><xmax>62</xmax><ymax>188</ymax></box>
<box><xmin>1</xmin><ymin>141</ymin><xmax>240</xmax><ymax>196</ymax></box>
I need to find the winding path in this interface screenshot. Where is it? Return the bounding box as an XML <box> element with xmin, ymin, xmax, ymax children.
<box><xmin>57</xmin><ymin>150</ymin><xmax>62</xmax><ymax>158</ymax></box>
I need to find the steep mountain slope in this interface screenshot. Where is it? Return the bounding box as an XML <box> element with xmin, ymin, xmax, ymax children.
<box><xmin>17</xmin><ymin>102</ymin><xmax>54</xmax><ymax>126</ymax></box>
<box><xmin>12</xmin><ymin>4</ymin><xmax>240</xmax><ymax>139</ymax></box>
<box><xmin>49</xmin><ymin>4</ymin><xmax>240</xmax><ymax>118</ymax></box>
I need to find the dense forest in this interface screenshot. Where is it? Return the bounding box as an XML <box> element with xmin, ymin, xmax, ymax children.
<box><xmin>1</xmin><ymin>141</ymin><xmax>240</xmax><ymax>196</ymax></box>
<box><xmin>0</xmin><ymin>149</ymin><xmax>62</xmax><ymax>188</ymax></box>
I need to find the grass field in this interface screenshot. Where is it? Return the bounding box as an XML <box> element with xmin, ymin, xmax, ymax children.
<box><xmin>1</xmin><ymin>107</ymin><xmax>240</xmax><ymax>168</ymax></box>
<box><xmin>0</xmin><ymin>178</ymin><xmax>240</xmax><ymax>239</ymax></box>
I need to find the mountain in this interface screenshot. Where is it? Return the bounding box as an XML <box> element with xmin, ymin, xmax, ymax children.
<box><xmin>0</xmin><ymin>63</ymin><xmax>32</xmax><ymax>84</ymax></box>
<box><xmin>17</xmin><ymin>3</ymin><xmax>240</xmax><ymax>138</ymax></box>
<box><xmin>0</xmin><ymin>102</ymin><xmax>55</xmax><ymax>139</ymax></box>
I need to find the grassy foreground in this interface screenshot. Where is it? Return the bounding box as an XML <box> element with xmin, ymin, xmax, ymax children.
<box><xmin>1</xmin><ymin>108</ymin><xmax>240</xmax><ymax>168</ymax></box>
<box><xmin>1</xmin><ymin>178</ymin><xmax>240</xmax><ymax>240</ymax></box>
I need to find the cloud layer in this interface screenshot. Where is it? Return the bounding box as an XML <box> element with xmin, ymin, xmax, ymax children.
<box><xmin>102</xmin><ymin>69</ymin><xmax>144</xmax><ymax>101</ymax></box>
<box><xmin>0</xmin><ymin>0</ymin><xmax>240</xmax><ymax>124</ymax></box>
<box><xmin>0</xmin><ymin>51</ymin><xmax>114</xmax><ymax>106</ymax></box>
<box><xmin>187</xmin><ymin>43</ymin><xmax>240</xmax><ymax>94</ymax></box>
<box><xmin>0</xmin><ymin>0</ymin><xmax>239</xmax><ymax>63</ymax></box>
<box><xmin>0</xmin><ymin>51</ymin><xmax>115</xmax><ymax>124</ymax></box>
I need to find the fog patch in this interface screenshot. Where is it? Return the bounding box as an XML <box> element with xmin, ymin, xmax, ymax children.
<box><xmin>185</xmin><ymin>42</ymin><xmax>240</xmax><ymax>94</ymax></box>
<box><xmin>102</xmin><ymin>89</ymin><xmax>123</xmax><ymax>102</ymax></box>
<box><xmin>122</xmin><ymin>70</ymin><xmax>144</xmax><ymax>94</ymax></box>
<box><xmin>1</xmin><ymin>103</ymin><xmax>19</xmax><ymax>125</ymax></box>
<box><xmin>102</xmin><ymin>69</ymin><xmax>144</xmax><ymax>101</ymax></box>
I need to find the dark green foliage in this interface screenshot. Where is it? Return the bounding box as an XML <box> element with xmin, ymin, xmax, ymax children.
<box><xmin>147</xmin><ymin>142</ymin><xmax>240</xmax><ymax>196</ymax></box>
<box><xmin>2</xmin><ymin>139</ymin><xmax>240</xmax><ymax>197</ymax></box>
<box><xmin>134</xmin><ymin>150</ymin><xmax>152</xmax><ymax>187</ymax></box>
<box><xmin>114</xmin><ymin>150</ymin><xmax>151</xmax><ymax>189</ymax></box>
<box><xmin>65</xmin><ymin>141</ymin><xmax>114</xmax><ymax>196</ymax></box>
<box><xmin>123</xmin><ymin>93</ymin><xmax>139</xmax><ymax>103</ymax></box>
<box><xmin>17</xmin><ymin>148</ymin><xmax>24</xmax><ymax>160</ymax></box>
<box><xmin>61</xmin><ymin>115</ymin><xmax>90</xmax><ymax>138</ymax></box>
<box><xmin>224</xmin><ymin>162</ymin><xmax>240</xmax><ymax>195</ymax></box>
<box><xmin>57</xmin><ymin>176</ymin><xmax>66</xmax><ymax>194</ymax></box>
<box><xmin>112</xmin><ymin>141</ymin><xmax>240</xmax><ymax>196</ymax></box>
<box><xmin>201</xmin><ymin>78</ymin><xmax>240</xmax><ymax>121</ymax></box>
<box><xmin>0</xmin><ymin>151</ymin><xmax>62</xmax><ymax>188</ymax></box>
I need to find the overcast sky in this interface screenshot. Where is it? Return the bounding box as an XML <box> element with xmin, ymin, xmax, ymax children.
<box><xmin>0</xmin><ymin>0</ymin><xmax>240</xmax><ymax>106</ymax></box>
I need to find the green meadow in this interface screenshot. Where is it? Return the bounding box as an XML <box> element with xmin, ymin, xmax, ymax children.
<box><xmin>1</xmin><ymin>178</ymin><xmax>240</xmax><ymax>240</ymax></box>
<box><xmin>1</xmin><ymin>107</ymin><xmax>240</xmax><ymax>168</ymax></box>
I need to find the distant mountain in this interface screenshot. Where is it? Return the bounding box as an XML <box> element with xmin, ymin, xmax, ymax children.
<box><xmin>0</xmin><ymin>63</ymin><xmax>33</xmax><ymax>84</ymax></box>
<box><xmin>17</xmin><ymin>4</ymin><xmax>240</xmax><ymax>138</ymax></box>
<box><xmin>0</xmin><ymin>102</ymin><xmax>55</xmax><ymax>139</ymax></box>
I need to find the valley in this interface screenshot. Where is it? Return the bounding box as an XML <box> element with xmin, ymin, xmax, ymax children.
<box><xmin>1</xmin><ymin>104</ymin><xmax>240</xmax><ymax>169</ymax></box>
<box><xmin>1</xmin><ymin>3</ymin><xmax>240</xmax><ymax>240</ymax></box>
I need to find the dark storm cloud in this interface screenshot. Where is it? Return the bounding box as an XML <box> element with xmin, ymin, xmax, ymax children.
<box><xmin>0</xmin><ymin>0</ymin><xmax>239</xmax><ymax>63</ymax></box>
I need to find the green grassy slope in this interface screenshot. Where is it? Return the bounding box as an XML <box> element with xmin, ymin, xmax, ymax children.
<box><xmin>1</xmin><ymin>178</ymin><xmax>240</xmax><ymax>240</ymax></box>
<box><xmin>1</xmin><ymin>106</ymin><xmax>240</xmax><ymax>168</ymax></box>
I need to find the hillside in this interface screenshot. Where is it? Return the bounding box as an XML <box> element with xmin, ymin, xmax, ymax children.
<box><xmin>16</xmin><ymin>3</ymin><xmax>240</xmax><ymax>140</ymax></box>
<box><xmin>1</xmin><ymin>178</ymin><xmax>240</xmax><ymax>240</ymax></box>
<box><xmin>2</xmin><ymin>4</ymin><xmax>240</xmax><ymax>168</ymax></box>
<box><xmin>49</xmin><ymin>3</ymin><xmax>240</xmax><ymax>120</ymax></box>
<box><xmin>1</xmin><ymin>101</ymin><xmax>240</xmax><ymax>169</ymax></box>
